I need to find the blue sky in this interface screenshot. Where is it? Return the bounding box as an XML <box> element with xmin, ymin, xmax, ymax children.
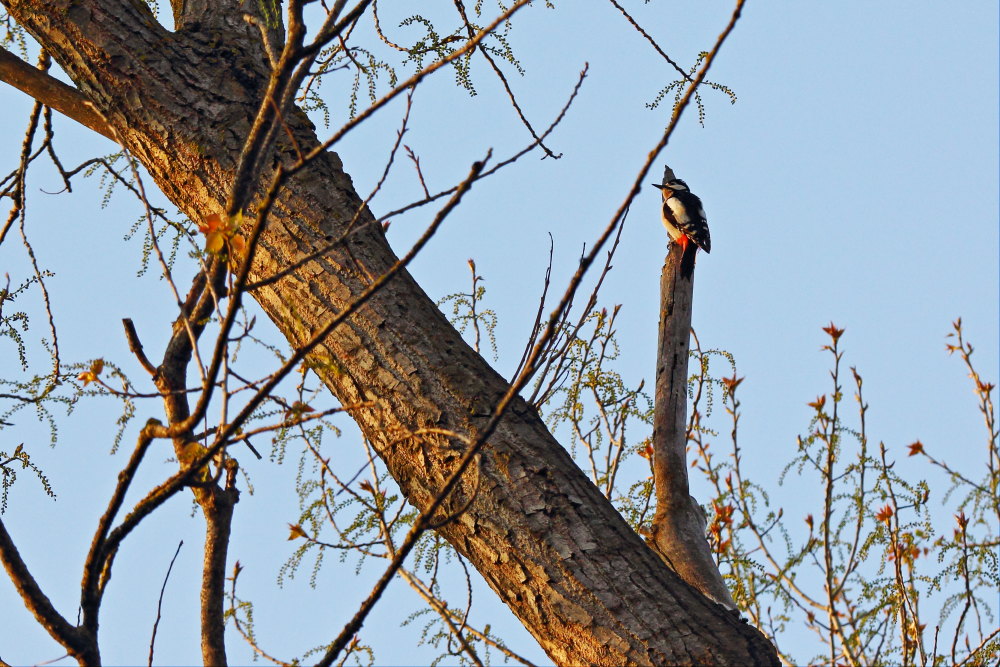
<box><xmin>0</xmin><ymin>1</ymin><xmax>997</xmax><ymax>665</ymax></box>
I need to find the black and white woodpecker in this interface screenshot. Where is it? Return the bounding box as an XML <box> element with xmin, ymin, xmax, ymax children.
<box><xmin>651</xmin><ymin>178</ymin><xmax>711</xmax><ymax>278</ymax></box>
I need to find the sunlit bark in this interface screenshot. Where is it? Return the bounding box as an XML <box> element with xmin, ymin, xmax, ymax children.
<box><xmin>0</xmin><ymin>1</ymin><xmax>777</xmax><ymax>663</ymax></box>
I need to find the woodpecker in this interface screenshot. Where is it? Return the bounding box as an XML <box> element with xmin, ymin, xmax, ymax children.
<box><xmin>652</xmin><ymin>178</ymin><xmax>711</xmax><ymax>278</ymax></box>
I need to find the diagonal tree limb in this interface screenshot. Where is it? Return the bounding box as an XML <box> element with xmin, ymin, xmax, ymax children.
<box><xmin>1</xmin><ymin>0</ymin><xmax>777</xmax><ymax>662</ymax></box>
<box><xmin>80</xmin><ymin>419</ymin><xmax>166</xmax><ymax>637</ymax></box>
<box><xmin>0</xmin><ymin>47</ymin><xmax>114</xmax><ymax>140</ymax></box>
<box><xmin>0</xmin><ymin>517</ymin><xmax>98</xmax><ymax>663</ymax></box>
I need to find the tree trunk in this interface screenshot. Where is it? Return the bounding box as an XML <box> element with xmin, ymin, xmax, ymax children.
<box><xmin>2</xmin><ymin>1</ymin><xmax>777</xmax><ymax>664</ymax></box>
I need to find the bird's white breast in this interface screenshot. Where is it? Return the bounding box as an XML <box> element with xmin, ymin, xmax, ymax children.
<box><xmin>666</xmin><ymin>198</ymin><xmax>691</xmax><ymax>224</ymax></box>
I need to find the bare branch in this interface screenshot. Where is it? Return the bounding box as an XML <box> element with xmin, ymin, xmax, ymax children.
<box><xmin>451</xmin><ymin>0</ymin><xmax>559</xmax><ymax>158</ymax></box>
<box><xmin>147</xmin><ymin>540</ymin><xmax>184</xmax><ymax>667</ymax></box>
<box><xmin>122</xmin><ymin>318</ymin><xmax>158</xmax><ymax>377</ymax></box>
<box><xmin>649</xmin><ymin>244</ymin><xmax>735</xmax><ymax>608</ymax></box>
<box><xmin>0</xmin><ymin>47</ymin><xmax>115</xmax><ymax>140</ymax></box>
<box><xmin>606</xmin><ymin>0</ymin><xmax>691</xmax><ymax>81</ymax></box>
<box><xmin>80</xmin><ymin>419</ymin><xmax>165</xmax><ymax>633</ymax></box>
<box><xmin>0</xmin><ymin>518</ymin><xmax>96</xmax><ymax>663</ymax></box>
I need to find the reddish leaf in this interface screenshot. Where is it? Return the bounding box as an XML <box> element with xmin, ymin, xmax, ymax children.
<box><xmin>822</xmin><ymin>322</ymin><xmax>845</xmax><ymax>342</ymax></box>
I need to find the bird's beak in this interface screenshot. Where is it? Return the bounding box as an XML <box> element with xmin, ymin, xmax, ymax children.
<box><xmin>650</xmin><ymin>183</ymin><xmax>666</xmax><ymax>189</ymax></box>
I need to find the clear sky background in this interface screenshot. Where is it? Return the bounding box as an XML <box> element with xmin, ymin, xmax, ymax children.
<box><xmin>0</xmin><ymin>1</ymin><xmax>997</xmax><ymax>665</ymax></box>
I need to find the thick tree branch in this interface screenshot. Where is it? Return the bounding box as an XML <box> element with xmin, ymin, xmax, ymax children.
<box><xmin>0</xmin><ymin>518</ymin><xmax>98</xmax><ymax>664</ymax></box>
<box><xmin>0</xmin><ymin>0</ymin><xmax>778</xmax><ymax>663</ymax></box>
<box><xmin>200</xmin><ymin>480</ymin><xmax>238</xmax><ymax>667</ymax></box>
<box><xmin>650</xmin><ymin>243</ymin><xmax>736</xmax><ymax>609</ymax></box>
<box><xmin>0</xmin><ymin>47</ymin><xmax>114</xmax><ymax>140</ymax></box>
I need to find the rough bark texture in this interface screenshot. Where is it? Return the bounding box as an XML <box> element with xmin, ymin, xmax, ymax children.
<box><xmin>2</xmin><ymin>1</ymin><xmax>779</xmax><ymax>664</ymax></box>
<box><xmin>650</xmin><ymin>245</ymin><xmax>736</xmax><ymax>609</ymax></box>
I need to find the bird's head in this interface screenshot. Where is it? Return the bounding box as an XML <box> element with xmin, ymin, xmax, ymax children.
<box><xmin>650</xmin><ymin>178</ymin><xmax>689</xmax><ymax>199</ymax></box>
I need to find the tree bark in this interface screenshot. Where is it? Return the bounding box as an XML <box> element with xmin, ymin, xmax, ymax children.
<box><xmin>199</xmin><ymin>482</ymin><xmax>238</xmax><ymax>667</ymax></box>
<box><xmin>1</xmin><ymin>1</ymin><xmax>778</xmax><ymax>664</ymax></box>
<box><xmin>650</xmin><ymin>244</ymin><xmax>736</xmax><ymax>609</ymax></box>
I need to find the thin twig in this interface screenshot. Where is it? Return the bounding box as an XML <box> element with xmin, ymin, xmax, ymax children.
<box><xmin>247</xmin><ymin>60</ymin><xmax>582</xmax><ymax>294</ymax></box>
<box><xmin>147</xmin><ymin>540</ymin><xmax>184</xmax><ymax>667</ymax></box>
<box><xmin>97</xmin><ymin>158</ymin><xmax>488</xmax><ymax>579</ymax></box>
<box><xmin>451</xmin><ymin>0</ymin><xmax>559</xmax><ymax>158</ymax></box>
<box><xmin>607</xmin><ymin>0</ymin><xmax>691</xmax><ymax>80</ymax></box>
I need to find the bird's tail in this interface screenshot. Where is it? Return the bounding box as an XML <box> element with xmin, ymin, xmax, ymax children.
<box><xmin>680</xmin><ymin>245</ymin><xmax>698</xmax><ymax>279</ymax></box>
